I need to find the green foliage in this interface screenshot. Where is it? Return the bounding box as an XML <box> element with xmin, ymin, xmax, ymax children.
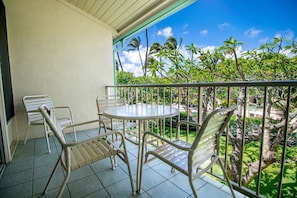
<box><xmin>119</xmin><ymin>34</ymin><xmax>297</xmax><ymax>84</ymax></box>
<box><xmin>116</xmin><ymin>71</ymin><xmax>134</xmax><ymax>85</ymax></box>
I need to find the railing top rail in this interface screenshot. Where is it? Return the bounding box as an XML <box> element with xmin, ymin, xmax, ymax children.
<box><xmin>107</xmin><ymin>80</ymin><xmax>297</xmax><ymax>88</ymax></box>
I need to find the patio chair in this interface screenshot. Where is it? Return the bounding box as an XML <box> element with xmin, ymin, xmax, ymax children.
<box><xmin>96</xmin><ymin>95</ymin><xmax>138</xmax><ymax>144</ymax></box>
<box><xmin>139</xmin><ymin>105</ymin><xmax>237</xmax><ymax>198</ymax></box>
<box><xmin>39</xmin><ymin>104</ymin><xmax>134</xmax><ymax>198</ymax></box>
<box><xmin>23</xmin><ymin>95</ymin><xmax>77</xmax><ymax>153</ymax></box>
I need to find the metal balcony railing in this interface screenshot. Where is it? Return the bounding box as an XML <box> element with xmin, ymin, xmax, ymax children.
<box><xmin>106</xmin><ymin>80</ymin><xmax>297</xmax><ymax>198</ymax></box>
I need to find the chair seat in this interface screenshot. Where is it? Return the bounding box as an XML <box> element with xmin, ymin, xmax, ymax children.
<box><xmin>68</xmin><ymin>137</ymin><xmax>119</xmax><ymax>170</ymax></box>
<box><xmin>149</xmin><ymin>140</ymin><xmax>191</xmax><ymax>173</ymax></box>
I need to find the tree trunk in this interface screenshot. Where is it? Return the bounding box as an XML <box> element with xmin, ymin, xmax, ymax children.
<box><xmin>229</xmin><ymin>87</ymin><xmax>245</xmax><ymax>183</ymax></box>
<box><xmin>241</xmin><ymin>87</ymin><xmax>276</xmax><ymax>185</ymax></box>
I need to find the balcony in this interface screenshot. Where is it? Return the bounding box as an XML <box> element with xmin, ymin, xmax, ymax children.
<box><xmin>2</xmin><ymin>1</ymin><xmax>295</xmax><ymax>197</ymax></box>
<box><xmin>0</xmin><ymin>80</ymin><xmax>296</xmax><ymax>197</ymax></box>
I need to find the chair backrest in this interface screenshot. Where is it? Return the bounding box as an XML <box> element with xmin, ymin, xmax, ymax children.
<box><xmin>96</xmin><ymin>95</ymin><xmax>125</xmax><ymax>116</ymax></box>
<box><xmin>39</xmin><ymin>104</ymin><xmax>67</xmax><ymax>145</ymax></box>
<box><xmin>190</xmin><ymin>105</ymin><xmax>236</xmax><ymax>166</ymax></box>
<box><xmin>23</xmin><ymin>95</ymin><xmax>55</xmax><ymax>124</ymax></box>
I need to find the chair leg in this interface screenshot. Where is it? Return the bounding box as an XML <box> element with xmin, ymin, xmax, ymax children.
<box><xmin>73</xmin><ymin>127</ymin><xmax>77</xmax><ymax>142</ymax></box>
<box><xmin>46</xmin><ymin>134</ymin><xmax>51</xmax><ymax>153</ymax></box>
<box><xmin>57</xmin><ymin>169</ymin><xmax>71</xmax><ymax>198</ymax></box>
<box><xmin>218</xmin><ymin>158</ymin><xmax>236</xmax><ymax>198</ymax></box>
<box><xmin>23</xmin><ymin>125</ymin><xmax>30</xmax><ymax>144</ymax></box>
<box><xmin>189</xmin><ymin>176</ymin><xmax>198</xmax><ymax>198</ymax></box>
<box><xmin>139</xmin><ymin>134</ymin><xmax>148</xmax><ymax>193</ymax></box>
<box><xmin>122</xmin><ymin>141</ymin><xmax>135</xmax><ymax>194</ymax></box>
<box><xmin>43</xmin><ymin>157</ymin><xmax>61</xmax><ymax>194</ymax></box>
<box><xmin>44</xmin><ymin>124</ymin><xmax>51</xmax><ymax>153</ymax></box>
<box><xmin>110</xmin><ymin>156</ymin><xmax>116</xmax><ymax>169</ymax></box>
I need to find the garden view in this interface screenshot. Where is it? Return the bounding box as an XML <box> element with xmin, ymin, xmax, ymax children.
<box><xmin>114</xmin><ymin>35</ymin><xmax>297</xmax><ymax>197</ymax></box>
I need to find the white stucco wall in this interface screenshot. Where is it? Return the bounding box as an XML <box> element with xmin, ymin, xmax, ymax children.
<box><xmin>3</xmin><ymin>0</ymin><xmax>115</xmax><ymax>140</ymax></box>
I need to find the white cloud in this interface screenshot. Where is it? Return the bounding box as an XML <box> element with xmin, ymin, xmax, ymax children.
<box><xmin>120</xmin><ymin>63</ymin><xmax>142</xmax><ymax>77</ymax></box>
<box><xmin>200</xmin><ymin>45</ymin><xmax>217</xmax><ymax>53</ymax></box>
<box><xmin>157</xmin><ymin>27</ymin><xmax>173</xmax><ymax>38</ymax></box>
<box><xmin>280</xmin><ymin>49</ymin><xmax>294</xmax><ymax>58</ymax></box>
<box><xmin>121</xmin><ymin>46</ymin><xmax>147</xmax><ymax>64</ymax></box>
<box><xmin>119</xmin><ymin>46</ymin><xmax>149</xmax><ymax>76</ymax></box>
<box><xmin>275</xmin><ymin>29</ymin><xmax>294</xmax><ymax>41</ymax></box>
<box><xmin>218</xmin><ymin>22</ymin><xmax>229</xmax><ymax>31</ymax></box>
<box><xmin>200</xmin><ymin>29</ymin><xmax>208</xmax><ymax>36</ymax></box>
<box><xmin>179</xmin><ymin>45</ymin><xmax>191</xmax><ymax>60</ymax></box>
<box><xmin>122</xmin><ymin>50</ymin><xmax>141</xmax><ymax>64</ymax></box>
<box><xmin>258</xmin><ymin>37</ymin><xmax>270</xmax><ymax>44</ymax></box>
<box><xmin>183</xmin><ymin>24</ymin><xmax>189</xmax><ymax>29</ymax></box>
<box><xmin>244</xmin><ymin>27</ymin><xmax>262</xmax><ymax>38</ymax></box>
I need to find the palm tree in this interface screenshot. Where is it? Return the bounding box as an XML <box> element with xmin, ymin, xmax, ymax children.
<box><xmin>128</xmin><ymin>36</ymin><xmax>144</xmax><ymax>74</ymax></box>
<box><xmin>149</xmin><ymin>42</ymin><xmax>162</xmax><ymax>55</ymax></box>
<box><xmin>185</xmin><ymin>43</ymin><xmax>197</xmax><ymax>61</ymax></box>
<box><xmin>163</xmin><ymin>36</ymin><xmax>184</xmax><ymax>82</ymax></box>
<box><xmin>115</xmin><ymin>44</ymin><xmax>123</xmax><ymax>71</ymax></box>
<box><xmin>144</xmin><ymin>29</ymin><xmax>149</xmax><ymax>76</ymax></box>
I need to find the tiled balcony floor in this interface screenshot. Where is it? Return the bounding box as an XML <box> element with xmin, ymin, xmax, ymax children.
<box><xmin>0</xmin><ymin>129</ymin><xmax>246</xmax><ymax>198</ymax></box>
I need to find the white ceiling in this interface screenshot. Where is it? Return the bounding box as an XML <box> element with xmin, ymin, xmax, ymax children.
<box><xmin>62</xmin><ymin>0</ymin><xmax>196</xmax><ymax>43</ymax></box>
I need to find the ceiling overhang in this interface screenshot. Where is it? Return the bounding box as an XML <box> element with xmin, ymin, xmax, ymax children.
<box><xmin>60</xmin><ymin>0</ymin><xmax>196</xmax><ymax>44</ymax></box>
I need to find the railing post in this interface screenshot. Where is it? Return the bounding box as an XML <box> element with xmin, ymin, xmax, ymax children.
<box><xmin>278</xmin><ymin>86</ymin><xmax>291</xmax><ymax>198</ymax></box>
<box><xmin>135</xmin><ymin>87</ymin><xmax>138</xmax><ymax>104</ymax></box>
<box><xmin>198</xmin><ymin>87</ymin><xmax>203</xmax><ymax>125</ymax></box>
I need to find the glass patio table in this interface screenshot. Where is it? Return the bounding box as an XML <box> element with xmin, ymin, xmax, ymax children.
<box><xmin>103</xmin><ymin>103</ymin><xmax>179</xmax><ymax>193</ymax></box>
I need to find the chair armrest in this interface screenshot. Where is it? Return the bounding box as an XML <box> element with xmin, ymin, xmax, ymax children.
<box><xmin>64</xmin><ymin>131</ymin><xmax>124</xmax><ymax>147</ymax></box>
<box><xmin>54</xmin><ymin>106</ymin><xmax>74</xmax><ymax>120</ymax></box>
<box><xmin>62</xmin><ymin>119</ymin><xmax>124</xmax><ymax>147</ymax></box>
<box><xmin>55</xmin><ymin>106</ymin><xmax>71</xmax><ymax>109</ymax></box>
<box><xmin>176</xmin><ymin>120</ymin><xmax>200</xmax><ymax>139</ymax></box>
<box><xmin>63</xmin><ymin>119</ymin><xmax>105</xmax><ymax>129</ymax></box>
<box><xmin>177</xmin><ymin>120</ymin><xmax>200</xmax><ymax>128</ymax></box>
<box><xmin>143</xmin><ymin>131</ymin><xmax>191</xmax><ymax>151</ymax></box>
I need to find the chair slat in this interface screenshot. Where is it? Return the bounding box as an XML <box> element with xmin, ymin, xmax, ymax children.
<box><xmin>71</xmin><ymin>146</ymin><xmax>87</xmax><ymax>168</ymax></box>
<box><xmin>70</xmin><ymin>150</ymin><xmax>79</xmax><ymax>170</ymax></box>
<box><xmin>89</xmin><ymin>141</ymin><xmax>106</xmax><ymax>158</ymax></box>
<box><xmin>83</xmin><ymin>142</ymin><xmax>99</xmax><ymax>161</ymax></box>
<box><xmin>77</xmin><ymin>144</ymin><xmax>93</xmax><ymax>164</ymax></box>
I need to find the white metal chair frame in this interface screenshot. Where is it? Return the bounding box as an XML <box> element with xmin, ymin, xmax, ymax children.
<box><xmin>39</xmin><ymin>104</ymin><xmax>135</xmax><ymax>198</ymax></box>
<box><xmin>96</xmin><ymin>95</ymin><xmax>137</xmax><ymax>143</ymax></box>
<box><xmin>140</xmin><ymin>106</ymin><xmax>237</xmax><ymax>198</ymax></box>
<box><xmin>23</xmin><ymin>95</ymin><xmax>77</xmax><ymax>153</ymax></box>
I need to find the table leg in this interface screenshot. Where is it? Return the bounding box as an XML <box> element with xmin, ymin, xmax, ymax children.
<box><xmin>136</xmin><ymin>120</ymin><xmax>141</xmax><ymax>193</ymax></box>
<box><xmin>136</xmin><ymin>120</ymin><xmax>147</xmax><ymax>193</ymax></box>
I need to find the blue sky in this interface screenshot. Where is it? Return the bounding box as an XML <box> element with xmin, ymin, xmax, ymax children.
<box><xmin>118</xmin><ymin>0</ymin><xmax>297</xmax><ymax>76</ymax></box>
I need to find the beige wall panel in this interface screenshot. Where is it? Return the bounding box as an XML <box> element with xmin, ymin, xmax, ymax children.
<box><xmin>4</xmin><ymin>0</ymin><xmax>114</xmax><ymax>140</ymax></box>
